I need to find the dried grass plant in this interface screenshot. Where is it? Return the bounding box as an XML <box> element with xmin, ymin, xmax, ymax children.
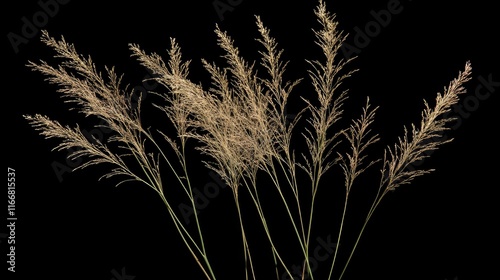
<box><xmin>24</xmin><ymin>1</ymin><xmax>472</xmax><ymax>279</ymax></box>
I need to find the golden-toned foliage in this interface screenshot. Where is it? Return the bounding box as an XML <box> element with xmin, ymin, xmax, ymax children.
<box><xmin>25</xmin><ymin>1</ymin><xmax>472</xmax><ymax>279</ymax></box>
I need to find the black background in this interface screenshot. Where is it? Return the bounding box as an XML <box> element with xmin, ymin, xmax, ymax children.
<box><xmin>4</xmin><ymin>0</ymin><xmax>499</xmax><ymax>280</ymax></box>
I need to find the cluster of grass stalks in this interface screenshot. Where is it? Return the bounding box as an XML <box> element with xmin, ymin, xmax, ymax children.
<box><xmin>24</xmin><ymin>1</ymin><xmax>472</xmax><ymax>279</ymax></box>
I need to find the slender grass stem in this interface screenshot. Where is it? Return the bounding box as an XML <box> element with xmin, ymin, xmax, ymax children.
<box><xmin>129</xmin><ymin>132</ymin><xmax>217</xmax><ymax>280</ymax></box>
<box><xmin>158</xmin><ymin>192</ymin><xmax>216</xmax><ymax>280</ymax></box>
<box><xmin>264</xmin><ymin>162</ymin><xmax>315</xmax><ymax>280</ymax></box>
<box><xmin>327</xmin><ymin>194</ymin><xmax>348</xmax><ymax>280</ymax></box>
<box><xmin>338</xmin><ymin>190</ymin><xmax>386</xmax><ymax>280</ymax></box>
<box><xmin>241</xmin><ymin>174</ymin><xmax>294</xmax><ymax>279</ymax></box>
<box><xmin>233</xmin><ymin>191</ymin><xmax>257</xmax><ymax>280</ymax></box>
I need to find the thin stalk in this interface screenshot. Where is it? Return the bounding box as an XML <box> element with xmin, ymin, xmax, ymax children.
<box><xmin>131</xmin><ymin>131</ymin><xmax>216</xmax><ymax>279</ymax></box>
<box><xmin>233</xmin><ymin>191</ymin><xmax>256</xmax><ymax>280</ymax></box>
<box><xmin>274</xmin><ymin>154</ymin><xmax>310</xmax><ymax>275</ymax></box>
<box><xmin>337</xmin><ymin>190</ymin><xmax>386</xmax><ymax>280</ymax></box>
<box><xmin>158</xmin><ymin>192</ymin><xmax>216</xmax><ymax>280</ymax></box>
<box><xmin>180</xmin><ymin>142</ymin><xmax>209</xmax><ymax>257</ymax></box>
<box><xmin>265</xmin><ymin>163</ymin><xmax>307</xmax><ymax>253</ymax></box>
<box><xmin>327</xmin><ymin>193</ymin><xmax>348</xmax><ymax>280</ymax></box>
<box><xmin>126</xmin><ymin>140</ymin><xmax>213</xmax><ymax>279</ymax></box>
<box><xmin>264</xmin><ymin>162</ymin><xmax>314</xmax><ymax>280</ymax></box>
<box><xmin>142</xmin><ymin>129</ymin><xmax>188</xmax><ymax>192</ymax></box>
<box><xmin>241</xmin><ymin>175</ymin><xmax>294</xmax><ymax>279</ymax></box>
<box><xmin>303</xmin><ymin>158</ymin><xmax>324</xmax><ymax>280</ymax></box>
<box><xmin>275</xmin><ymin>156</ymin><xmax>306</xmax><ymax>242</ymax></box>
